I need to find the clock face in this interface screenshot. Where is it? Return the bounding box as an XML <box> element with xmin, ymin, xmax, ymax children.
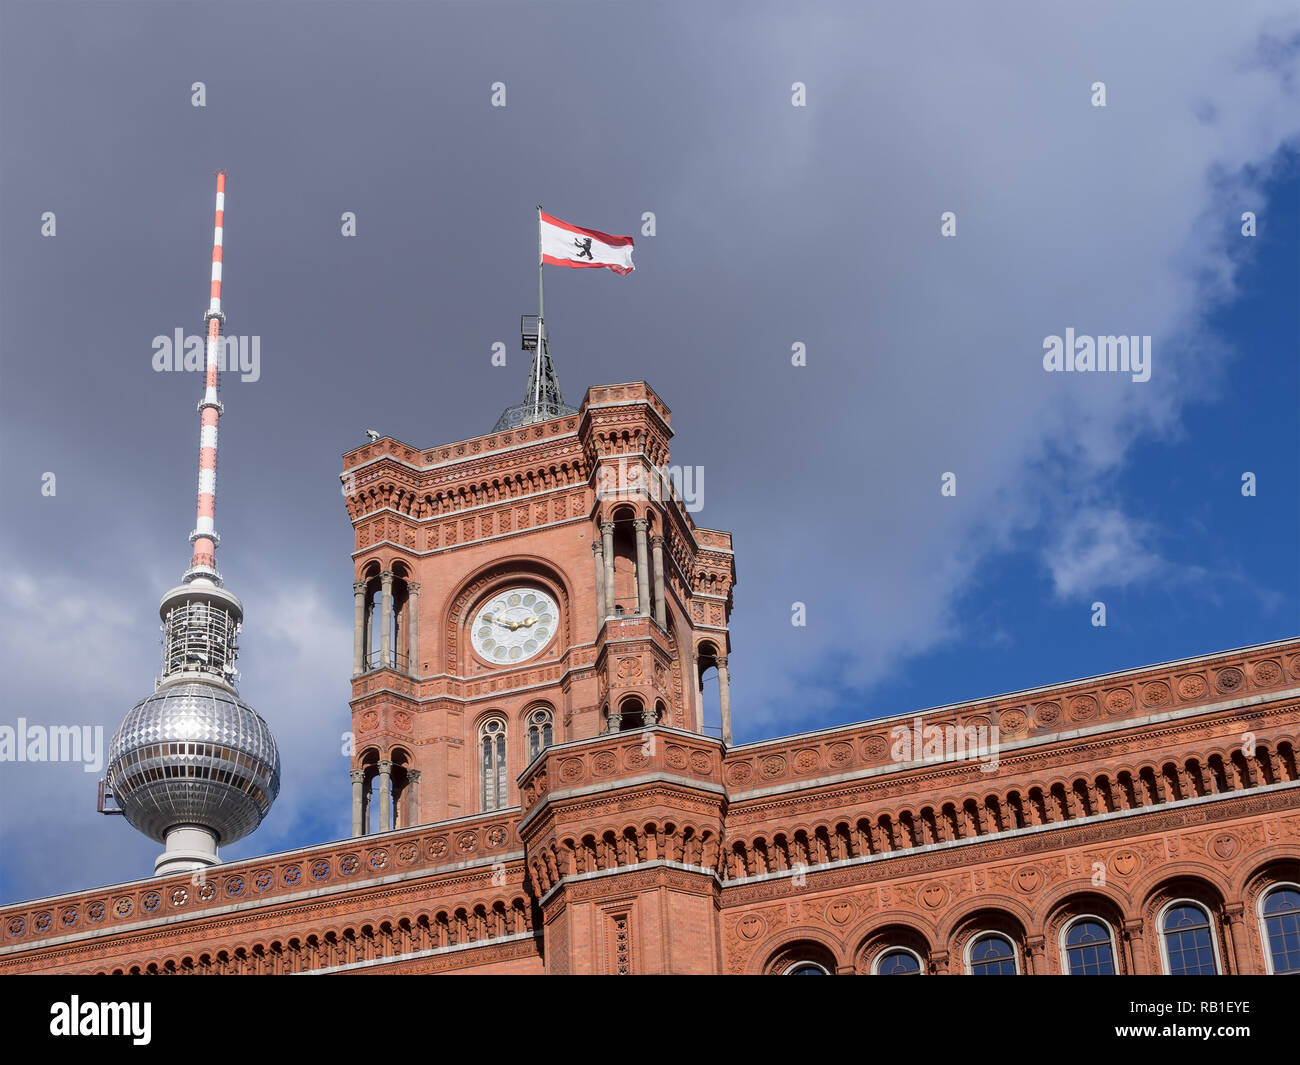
<box><xmin>470</xmin><ymin>587</ymin><xmax>558</xmax><ymax>665</ymax></box>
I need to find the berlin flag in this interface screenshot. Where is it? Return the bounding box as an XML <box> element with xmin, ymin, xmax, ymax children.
<box><xmin>540</xmin><ymin>211</ymin><xmax>635</xmax><ymax>275</ymax></box>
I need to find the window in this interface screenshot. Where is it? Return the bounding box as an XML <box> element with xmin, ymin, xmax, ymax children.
<box><xmin>527</xmin><ymin>707</ymin><xmax>554</xmax><ymax>761</ymax></box>
<box><xmin>479</xmin><ymin>718</ymin><xmax>507</xmax><ymax>811</ymax></box>
<box><xmin>783</xmin><ymin>962</ymin><xmax>829</xmax><ymax>975</ymax></box>
<box><xmin>1261</xmin><ymin>885</ymin><xmax>1300</xmax><ymax>975</ymax></box>
<box><xmin>1161</xmin><ymin>902</ymin><xmax>1219</xmax><ymax>975</ymax></box>
<box><xmin>874</xmin><ymin>948</ymin><xmax>922</xmax><ymax>975</ymax></box>
<box><xmin>968</xmin><ymin>933</ymin><xmax>1018</xmax><ymax>974</ymax></box>
<box><xmin>1063</xmin><ymin>918</ymin><xmax>1116</xmax><ymax>975</ymax></box>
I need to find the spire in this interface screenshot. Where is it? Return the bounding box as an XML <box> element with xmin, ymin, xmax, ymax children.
<box><xmin>493</xmin><ymin>316</ymin><xmax>577</xmax><ymax>431</ymax></box>
<box><xmin>185</xmin><ymin>169</ymin><xmax>228</xmax><ymax>587</ymax></box>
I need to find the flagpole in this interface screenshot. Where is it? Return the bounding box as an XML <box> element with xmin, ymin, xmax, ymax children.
<box><xmin>535</xmin><ymin>205</ymin><xmax>545</xmax><ymax>419</ymax></box>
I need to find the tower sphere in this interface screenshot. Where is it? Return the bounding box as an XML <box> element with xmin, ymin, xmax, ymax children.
<box><xmin>107</xmin><ymin>679</ymin><xmax>280</xmax><ymax>846</ymax></box>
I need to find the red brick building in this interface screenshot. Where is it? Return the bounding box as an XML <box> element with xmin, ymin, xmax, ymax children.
<box><xmin>3</xmin><ymin>379</ymin><xmax>1298</xmax><ymax>975</ymax></box>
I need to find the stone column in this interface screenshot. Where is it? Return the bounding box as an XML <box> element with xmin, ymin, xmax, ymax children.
<box><xmin>695</xmin><ymin>657</ymin><xmax>705</xmax><ymax>730</ymax></box>
<box><xmin>1124</xmin><ymin>919</ymin><xmax>1146</xmax><ymax>974</ymax></box>
<box><xmin>1224</xmin><ymin>903</ymin><xmax>1252</xmax><ymax>975</ymax></box>
<box><xmin>352</xmin><ymin>581</ymin><xmax>367</xmax><ymax>677</ymax></box>
<box><xmin>717</xmin><ymin>654</ymin><xmax>733</xmax><ymax>746</ymax></box>
<box><xmin>591</xmin><ymin>541</ymin><xmax>606</xmax><ymax>628</ymax></box>
<box><xmin>406</xmin><ymin>581</ymin><xmax>420</xmax><ymax>676</ymax></box>
<box><xmin>1154</xmin><ymin>769</ymin><xmax>1171</xmax><ymax>804</ymax></box>
<box><xmin>608</xmin><ymin>703</ymin><xmax>622</xmax><ymax>734</ymax></box>
<box><xmin>929</xmin><ymin>950</ymin><xmax>950</xmax><ymax>974</ymax></box>
<box><xmin>1255</xmin><ymin>747</ymin><xmax>1275</xmax><ymax>785</ymax></box>
<box><xmin>407</xmin><ymin>769</ymin><xmax>421</xmax><ymax>828</ymax></box>
<box><xmin>600</xmin><ymin>521</ymin><xmax>616</xmax><ymax>618</ymax></box>
<box><xmin>1067</xmin><ymin>785</ymin><xmax>1085</xmax><ymax>820</ymax></box>
<box><xmin>361</xmin><ymin>776</ymin><xmax>371</xmax><ymax>835</ymax></box>
<box><xmin>1024</xmin><ymin>935</ymin><xmax>1045</xmax><ymax>975</ymax></box>
<box><xmin>350</xmin><ymin>769</ymin><xmax>365</xmax><ymax>837</ymax></box>
<box><xmin>651</xmin><ymin>534</ymin><xmax>667</xmax><ymax>628</ymax></box>
<box><xmin>634</xmin><ymin>518</ymin><xmax>651</xmax><ymax>616</ymax></box>
<box><xmin>377</xmin><ymin>759</ymin><xmax>392</xmax><ymax>834</ymax></box>
<box><xmin>379</xmin><ymin>571</ymin><xmax>393</xmax><ymax>669</ymax></box>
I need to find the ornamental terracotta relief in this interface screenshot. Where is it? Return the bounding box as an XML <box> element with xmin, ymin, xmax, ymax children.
<box><xmin>1257</xmin><ymin>659</ymin><xmax>1284</xmax><ymax>684</ymax></box>
<box><xmin>920</xmin><ymin>883</ymin><xmax>947</xmax><ymax>909</ymax></box>
<box><xmin>1034</xmin><ymin>702</ymin><xmax>1061</xmax><ymax>726</ymax></box>
<box><xmin>1104</xmin><ymin>688</ymin><xmax>1134</xmax><ymax>714</ymax></box>
<box><xmin>1209</xmin><ymin>833</ymin><xmax>1239</xmax><ymax>860</ymax></box>
<box><xmin>1141</xmin><ymin>681</ymin><xmax>1170</xmax><ymax>706</ymax></box>
<box><xmin>1109</xmin><ymin>850</ymin><xmax>1139</xmax><ymax>877</ymax></box>
<box><xmin>1013</xmin><ymin>867</ymin><xmax>1042</xmax><ymax>894</ymax></box>
<box><xmin>1215</xmin><ymin>667</ymin><xmax>1245</xmax><ymax>694</ymax></box>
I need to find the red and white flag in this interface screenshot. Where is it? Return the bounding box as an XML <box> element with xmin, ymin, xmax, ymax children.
<box><xmin>540</xmin><ymin>211</ymin><xmax>635</xmax><ymax>275</ymax></box>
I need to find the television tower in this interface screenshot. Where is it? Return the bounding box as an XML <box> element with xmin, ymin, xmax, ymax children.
<box><xmin>103</xmin><ymin>173</ymin><xmax>281</xmax><ymax>876</ymax></box>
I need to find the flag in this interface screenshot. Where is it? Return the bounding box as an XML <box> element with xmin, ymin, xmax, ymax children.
<box><xmin>540</xmin><ymin>211</ymin><xmax>635</xmax><ymax>275</ymax></box>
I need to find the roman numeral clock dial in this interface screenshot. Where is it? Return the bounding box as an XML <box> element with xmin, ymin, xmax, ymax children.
<box><xmin>471</xmin><ymin>588</ymin><xmax>558</xmax><ymax>665</ymax></box>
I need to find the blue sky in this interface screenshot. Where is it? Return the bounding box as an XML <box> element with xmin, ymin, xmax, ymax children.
<box><xmin>1</xmin><ymin>1</ymin><xmax>1297</xmax><ymax>904</ymax></box>
<box><xmin>848</xmin><ymin>153</ymin><xmax>1300</xmax><ymax>725</ymax></box>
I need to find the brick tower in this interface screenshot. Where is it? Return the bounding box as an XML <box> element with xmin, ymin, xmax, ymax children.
<box><xmin>341</xmin><ymin>357</ymin><xmax>737</xmax><ymax>836</ymax></box>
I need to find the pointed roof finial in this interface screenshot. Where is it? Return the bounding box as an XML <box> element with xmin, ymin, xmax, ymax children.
<box><xmin>493</xmin><ymin>315</ymin><xmax>577</xmax><ymax>431</ymax></box>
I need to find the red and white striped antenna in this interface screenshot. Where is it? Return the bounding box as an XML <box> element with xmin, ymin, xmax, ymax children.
<box><xmin>185</xmin><ymin>170</ymin><xmax>228</xmax><ymax>586</ymax></box>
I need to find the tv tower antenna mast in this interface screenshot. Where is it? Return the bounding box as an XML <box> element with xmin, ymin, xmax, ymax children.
<box><xmin>188</xmin><ymin>168</ymin><xmax>229</xmax><ymax>586</ymax></box>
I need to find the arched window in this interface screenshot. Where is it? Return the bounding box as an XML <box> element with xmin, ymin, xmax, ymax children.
<box><xmin>527</xmin><ymin>707</ymin><xmax>554</xmax><ymax>761</ymax></box>
<box><xmin>783</xmin><ymin>962</ymin><xmax>830</xmax><ymax>975</ymax></box>
<box><xmin>1063</xmin><ymin>918</ymin><xmax>1116</xmax><ymax>975</ymax></box>
<box><xmin>874</xmin><ymin>948</ymin><xmax>923</xmax><ymax>975</ymax></box>
<box><xmin>479</xmin><ymin>718</ymin><xmax>507</xmax><ymax>811</ymax></box>
<box><xmin>1161</xmin><ymin>902</ymin><xmax>1219</xmax><ymax>975</ymax></box>
<box><xmin>768</xmin><ymin>941</ymin><xmax>837</xmax><ymax>975</ymax></box>
<box><xmin>1261</xmin><ymin>885</ymin><xmax>1300</xmax><ymax>975</ymax></box>
<box><xmin>968</xmin><ymin>933</ymin><xmax>1018</xmax><ymax>975</ymax></box>
<box><xmin>619</xmin><ymin>696</ymin><xmax>645</xmax><ymax>732</ymax></box>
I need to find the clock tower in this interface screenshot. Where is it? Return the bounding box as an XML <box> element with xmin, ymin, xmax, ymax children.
<box><xmin>340</xmin><ymin>355</ymin><xmax>737</xmax><ymax>835</ymax></box>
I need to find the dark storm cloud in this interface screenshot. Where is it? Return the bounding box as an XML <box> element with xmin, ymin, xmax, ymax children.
<box><xmin>1</xmin><ymin>1</ymin><xmax>1297</xmax><ymax>901</ymax></box>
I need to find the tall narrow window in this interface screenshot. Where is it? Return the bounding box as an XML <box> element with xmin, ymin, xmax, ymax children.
<box><xmin>968</xmin><ymin>933</ymin><xmax>1018</xmax><ymax>974</ymax></box>
<box><xmin>1161</xmin><ymin>903</ymin><xmax>1219</xmax><ymax>975</ymax></box>
<box><xmin>1261</xmin><ymin>886</ymin><xmax>1300</xmax><ymax>974</ymax></box>
<box><xmin>480</xmin><ymin>718</ymin><xmax>507</xmax><ymax>811</ymax></box>
<box><xmin>1063</xmin><ymin>918</ymin><xmax>1116</xmax><ymax>975</ymax></box>
<box><xmin>527</xmin><ymin>707</ymin><xmax>554</xmax><ymax>761</ymax></box>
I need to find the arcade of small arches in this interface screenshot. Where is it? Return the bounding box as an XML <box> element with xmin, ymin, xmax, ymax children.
<box><xmin>723</xmin><ymin>738</ymin><xmax>1298</xmax><ymax>880</ymax></box>
<box><xmin>758</xmin><ymin>867</ymin><xmax>1300</xmax><ymax>976</ymax></box>
<box><xmin>351</xmin><ymin>705</ymin><xmax>560</xmax><ymax>832</ymax></box>
<box><xmin>592</xmin><ymin>505</ymin><xmax>669</xmax><ymax>628</ymax></box>
<box><xmin>593</xmin><ymin>503</ymin><xmax>732</xmax><ymax>743</ymax></box>
<box><xmin>90</xmin><ymin>895</ymin><xmax>538</xmax><ymax>976</ymax></box>
<box><xmin>526</xmin><ymin>819</ymin><xmax>725</xmax><ymax>897</ymax></box>
<box><xmin>350</xmin><ymin>747</ymin><xmax>417</xmax><ymax>837</ymax></box>
<box><xmin>597</xmin><ymin>638</ymin><xmax>730</xmax><ymax>744</ymax></box>
<box><xmin>346</xmin><ymin>461</ymin><xmax>587</xmax><ymax>522</ymax></box>
<box><xmin>352</xmin><ymin>560</ymin><xmax>418</xmax><ymax>677</ymax></box>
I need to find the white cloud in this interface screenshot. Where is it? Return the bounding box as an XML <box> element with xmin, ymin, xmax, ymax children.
<box><xmin>1042</xmin><ymin>507</ymin><xmax>1166</xmax><ymax>599</ymax></box>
